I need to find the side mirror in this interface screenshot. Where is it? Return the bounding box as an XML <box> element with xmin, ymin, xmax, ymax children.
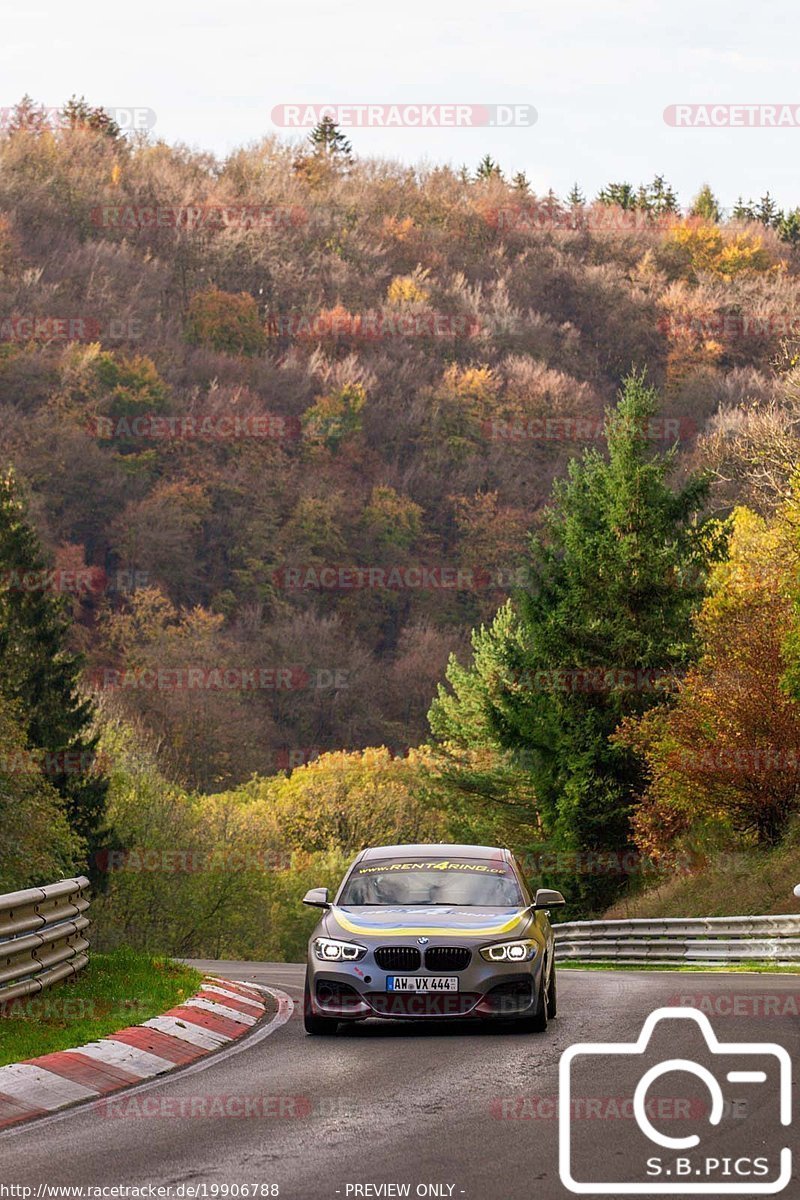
<box><xmin>302</xmin><ymin>887</ymin><xmax>330</xmax><ymax>908</ymax></box>
<box><xmin>533</xmin><ymin>888</ymin><xmax>566</xmax><ymax>910</ymax></box>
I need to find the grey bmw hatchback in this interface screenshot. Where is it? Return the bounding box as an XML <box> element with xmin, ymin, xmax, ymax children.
<box><xmin>302</xmin><ymin>843</ymin><xmax>565</xmax><ymax>1034</ymax></box>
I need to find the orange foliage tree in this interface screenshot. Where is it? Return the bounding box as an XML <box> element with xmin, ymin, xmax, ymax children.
<box><xmin>618</xmin><ymin>505</ymin><xmax>800</xmax><ymax>858</ymax></box>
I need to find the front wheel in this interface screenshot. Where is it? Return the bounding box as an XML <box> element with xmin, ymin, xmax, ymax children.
<box><xmin>519</xmin><ymin>965</ymin><xmax>550</xmax><ymax>1033</ymax></box>
<box><xmin>547</xmin><ymin>962</ymin><xmax>557</xmax><ymax>1018</ymax></box>
<box><xmin>303</xmin><ymin>976</ymin><xmax>339</xmax><ymax>1035</ymax></box>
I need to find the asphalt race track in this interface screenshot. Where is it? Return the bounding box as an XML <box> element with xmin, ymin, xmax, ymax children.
<box><xmin>1</xmin><ymin>964</ymin><xmax>797</xmax><ymax>1200</ymax></box>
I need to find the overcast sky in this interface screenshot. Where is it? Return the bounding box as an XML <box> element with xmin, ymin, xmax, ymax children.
<box><xmin>4</xmin><ymin>0</ymin><xmax>798</xmax><ymax>211</ymax></box>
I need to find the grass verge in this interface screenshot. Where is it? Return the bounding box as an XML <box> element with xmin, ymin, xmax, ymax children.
<box><xmin>603</xmin><ymin>838</ymin><xmax>800</xmax><ymax>919</ymax></box>
<box><xmin>0</xmin><ymin>947</ymin><xmax>203</xmax><ymax>1067</ymax></box>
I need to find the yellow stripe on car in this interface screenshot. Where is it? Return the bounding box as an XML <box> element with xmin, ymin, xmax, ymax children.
<box><xmin>331</xmin><ymin>908</ymin><xmax>529</xmax><ymax>937</ymax></box>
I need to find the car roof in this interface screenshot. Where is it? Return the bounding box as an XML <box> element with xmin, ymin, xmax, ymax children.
<box><xmin>356</xmin><ymin>843</ymin><xmax>511</xmax><ymax>863</ymax></box>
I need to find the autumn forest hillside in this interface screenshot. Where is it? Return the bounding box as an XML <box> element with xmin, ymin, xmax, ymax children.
<box><xmin>2</xmin><ymin>104</ymin><xmax>800</xmax><ymax>936</ymax></box>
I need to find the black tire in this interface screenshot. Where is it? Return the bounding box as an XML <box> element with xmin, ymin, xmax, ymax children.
<box><xmin>520</xmin><ymin>963</ymin><xmax>550</xmax><ymax>1033</ymax></box>
<box><xmin>547</xmin><ymin>962</ymin><xmax>558</xmax><ymax>1019</ymax></box>
<box><xmin>303</xmin><ymin>976</ymin><xmax>339</xmax><ymax>1035</ymax></box>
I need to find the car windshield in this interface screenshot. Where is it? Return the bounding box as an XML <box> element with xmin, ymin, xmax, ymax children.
<box><xmin>337</xmin><ymin>858</ymin><xmax>525</xmax><ymax>906</ymax></box>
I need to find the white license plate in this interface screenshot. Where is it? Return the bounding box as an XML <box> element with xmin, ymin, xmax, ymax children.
<box><xmin>386</xmin><ymin>976</ymin><xmax>459</xmax><ymax>992</ymax></box>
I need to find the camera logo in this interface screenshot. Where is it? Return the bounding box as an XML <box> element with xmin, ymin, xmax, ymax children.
<box><xmin>559</xmin><ymin>1008</ymin><xmax>792</xmax><ymax>1194</ymax></box>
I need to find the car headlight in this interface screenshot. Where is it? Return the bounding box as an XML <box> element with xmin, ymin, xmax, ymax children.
<box><xmin>313</xmin><ymin>937</ymin><xmax>367</xmax><ymax>962</ymax></box>
<box><xmin>479</xmin><ymin>939</ymin><xmax>539</xmax><ymax>962</ymax></box>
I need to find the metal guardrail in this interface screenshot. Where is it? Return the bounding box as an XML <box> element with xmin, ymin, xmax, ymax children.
<box><xmin>554</xmin><ymin>913</ymin><xmax>800</xmax><ymax>965</ymax></box>
<box><xmin>0</xmin><ymin>877</ymin><xmax>91</xmax><ymax>1004</ymax></box>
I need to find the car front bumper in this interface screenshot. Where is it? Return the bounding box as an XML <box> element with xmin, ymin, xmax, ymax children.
<box><xmin>306</xmin><ymin>944</ymin><xmax>546</xmax><ymax>1021</ymax></box>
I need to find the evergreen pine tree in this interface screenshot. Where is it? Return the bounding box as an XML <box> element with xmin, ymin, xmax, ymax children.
<box><xmin>7</xmin><ymin>94</ymin><xmax>48</xmax><ymax>135</ymax></box>
<box><xmin>658</xmin><ymin>178</ymin><xmax>680</xmax><ymax>215</ymax></box>
<box><xmin>640</xmin><ymin>176</ymin><xmax>679</xmax><ymax>216</ymax></box>
<box><xmin>429</xmin><ymin>372</ymin><xmax>712</xmax><ymax>909</ymax></box>
<box><xmin>0</xmin><ymin>471</ymin><xmax>108</xmax><ymax>863</ymax></box>
<box><xmin>732</xmin><ymin>196</ymin><xmax>756</xmax><ymax>221</ymax></box>
<box><xmin>690</xmin><ymin>184</ymin><xmax>721</xmax><ymax>223</ymax></box>
<box><xmin>61</xmin><ymin>95</ymin><xmax>121</xmax><ymax>140</ymax></box>
<box><xmin>597</xmin><ymin>182</ymin><xmax>636</xmax><ymax>210</ymax></box>
<box><xmin>777</xmin><ymin>208</ymin><xmax>800</xmax><ymax>245</ymax></box>
<box><xmin>755</xmin><ymin>192</ymin><xmax>781</xmax><ymax>228</ymax></box>
<box><xmin>308</xmin><ymin>116</ymin><xmax>352</xmax><ymax>160</ymax></box>
<box><xmin>636</xmin><ymin>183</ymin><xmax>652</xmax><ymax>212</ymax></box>
<box><xmin>542</xmin><ymin>187</ymin><xmax>561</xmax><ymax>216</ymax></box>
<box><xmin>475</xmin><ymin>154</ymin><xmax>502</xmax><ymax>181</ymax></box>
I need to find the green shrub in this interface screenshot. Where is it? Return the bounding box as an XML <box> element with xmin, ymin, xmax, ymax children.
<box><xmin>185</xmin><ymin>288</ymin><xmax>266</xmax><ymax>356</ymax></box>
